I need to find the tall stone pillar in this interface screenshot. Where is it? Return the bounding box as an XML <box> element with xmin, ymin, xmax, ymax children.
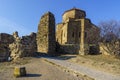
<box><xmin>79</xmin><ymin>19</ymin><xmax>85</xmax><ymax>55</ymax></box>
<box><xmin>37</xmin><ymin>12</ymin><xmax>56</xmax><ymax>54</ymax></box>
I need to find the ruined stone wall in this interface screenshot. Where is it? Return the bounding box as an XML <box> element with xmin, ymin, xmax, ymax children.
<box><xmin>22</xmin><ymin>32</ymin><xmax>37</xmax><ymax>56</ymax></box>
<box><xmin>9</xmin><ymin>37</ymin><xmax>24</xmax><ymax>60</ymax></box>
<box><xmin>9</xmin><ymin>32</ymin><xmax>37</xmax><ymax>60</ymax></box>
<box><xmin>0</xmin><ymin>33</ymin><xmax>14</xmax><ymax>61</ymax></box>
<box><xmin>37</xmin><ymin>12</ymin><xmax>56</xmax><ymax>54</ymax></box>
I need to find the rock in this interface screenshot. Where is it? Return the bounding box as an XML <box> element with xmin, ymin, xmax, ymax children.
<box><xmin>14</xmin><ymin>66</ymin><xmax>26</xmax><ymax>77</ymax></box>
<box><xmin>13</xmin><ymin>31</ymin><xmax>19</xmax><ymax>39</ymax></box>
<box><xmin>9</xmin><ymin>32</ymin><xmax>37</xmax><ymax>60</ymax></box>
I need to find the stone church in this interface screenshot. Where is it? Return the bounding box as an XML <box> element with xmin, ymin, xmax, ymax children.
<box><xmin>0</xmin><ymin>8</ymin><xmax>100</xmax><ymax>61</ymax></box>
<box><xmin>56</xmin><ymin>8</ymin><xmax>100</xmax><ymax>45</ymax></box>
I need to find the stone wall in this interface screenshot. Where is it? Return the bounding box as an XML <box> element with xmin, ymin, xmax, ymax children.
<box><xmin>59</xmin><ymin>44</ymin><xmax>80</xmax><ymax>54</ymax></box>
<box><xmin>37</xmin><ymin>12</ymin><xmax>56</xmax><ymax>54</ymax></box>
<box><xmin>22</xmin><ymin>32</ymin><xmax>37</xmax><ymax>56</ymax></box>
<box><xmin>56</xmin><ymin>23</ymin><xmax>63</xmax><ymax>43</ymax></box>
<box><xmin>0</xmin><ymin>33</ymin><xmax>14</xmax><ymax>61</ymax></box>
<box><xmin>9</xmin><ymin>32</ymin><xmax>37</xmax><ymax>60</ymax></box>
<box><xmin>56</xmin><ymin>8</ymin><xmax>100</xmax><ymax>48</ymax></box>
<box><xmin>58</xmin><ymin>44</ymin><xmax>89</xmax><ymax>54</ymax></box>
<box><xmin>67</xmin><ymin>20</ymin><xmax>81</xmax><ymax>44</ymax></box>
<box><xmin>9</xmin><ymin>37</ymin><xmax>24</xmax><ymax>60</ymax></box>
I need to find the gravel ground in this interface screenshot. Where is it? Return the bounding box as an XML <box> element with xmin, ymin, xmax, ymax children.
<box><xmin>44</xmin><ymin>56</ymin><xmax>120</xmax><ymax>80</ymax></box>
<box><xmin>0</xmin><ymin>57</ymin><xmax>82</xmax><ymax>80</ymax></box>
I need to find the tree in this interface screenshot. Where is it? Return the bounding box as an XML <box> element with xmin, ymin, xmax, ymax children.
<box><xmin>99</xmin><ymin>20</ymin><xmax>120</xmax><ymax>42</ymax></box>
<box><xmin>98</xmin><ymin>20</ymin><xmax>120</xmax><ymax>57</ymax></box>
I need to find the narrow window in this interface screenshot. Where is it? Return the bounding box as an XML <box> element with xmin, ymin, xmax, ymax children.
<box><xmin>85</xmin><ymin>32</ymin><xmax>87</xmax><ymax>38</ymax></box>
<box><xmin>79</xmin><ymin>32</ymin><xmax>81</xmax><ymax>38</ymax></box>
<box><xmin>72</xmin><ymin>32</ymin><xmax>74</xmax><ymax>37</ymax></box>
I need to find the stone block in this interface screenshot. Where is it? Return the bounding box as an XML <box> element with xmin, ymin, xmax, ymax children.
<box><xmin>14</xmin><ymin>66</ymin><xmax>26</xmax><ymax>77</ymax></box>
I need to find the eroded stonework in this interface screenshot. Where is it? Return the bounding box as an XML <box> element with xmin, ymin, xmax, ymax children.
<box><xmin>9</xmin><ymin>32</ymin><xmax>37</xmax><ymax>60</ymax></box>
<box><xmin>0</xmin><ymin>8</ymin><xmax>101</xmax><ymax>61</ymax></box>
<box><xmin>0</xmin><ymin>33</ymin><xmax>14</xmax><ymax>61</ymax></box>
<box><xmin>37</xmin><ymin>12</ymin><xmax>56</xmax><ymax>54</ymax></box>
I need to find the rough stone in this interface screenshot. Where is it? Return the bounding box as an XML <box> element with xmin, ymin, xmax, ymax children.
<box><xmin>56</xmin><ymin>8</ymin><xmax>100</xmax><ymax>45</ymax></box>
<box><xmin>21</xmin><ymin>32</ymin><xmax>37</xmax><ymax>56</ymax></box>
<box><xmin>9</xmin><ymin>32</ymin><xmax>37</xmax><ymax>60</ymax></box>
<box><xmin>56</xmin><ymin>8</ymin><xmax>100</xmax><ymax>54</ymax></box>
<box><xmin>0</xmin><ymin>8</ymin><xmax>101</xmax><ymax>61</ymax></box>
<box><xmin>14</xmin><ymin>66</ymin><xmax>26</xmax><ymax>77</ymax></box>
<box><xmin>0</xmin><ymin>33</ymin><xmax>14</xmax><ymax>61</ymax></box>
<box><xmin>37</xmin><ymin>12</ymin><xmax>56</xmax><ymax>54</ymax></box>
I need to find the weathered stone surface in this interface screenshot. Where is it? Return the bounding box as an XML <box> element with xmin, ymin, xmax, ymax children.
<box><xmin>9</xmin><ymin>32</ymin><xmax>37</xmax><ymax>60</ymax></box>
<box><xmin>37</xmin><ymin>12</ymin><xmax>56</xmax><ymax>54</ymax></box>
<box><xmin>56</xmin><ymin>8</ymin><xmax>100</xmax><ymax>54</ymax></box>
<box><xmin>56</xmin><ymin>8</ymin><xmax>100</xmax><ymax>45</ymax></box>
<box><xmin>13</xmin><ymin>31</ymin><xmax>19</xmax><ymax>39</ymax></box>
<box><xmin>9</xmin><ymin>32</ymin><xmax>24</xmax><ymax>60</ymax></box>
<box><xmin>0</xmin><ymin>33</ymin><xmax>14</xmax><ymax>61</ymax></box>
<box><xmin>59</xmin><ymin>44</ymin><xmax>80</xmax><ymax>54</ymax></box>
<box><xmin>0</xmin><ymin>8</ymin><xmax>101</xmax><ymax>61</ymax></box>
<box><xmin>22</xmin><ymin>32</ymin><xmax>37</xmax><ymax>56</ymax></box>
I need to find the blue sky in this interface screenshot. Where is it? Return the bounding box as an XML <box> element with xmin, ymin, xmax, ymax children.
<box><xmin>0</xmin><ymin>0</ymin><xmax>120</xmax><ymax>36</ymax></box>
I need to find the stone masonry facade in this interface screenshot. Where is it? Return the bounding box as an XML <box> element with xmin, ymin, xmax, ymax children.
<box><xmin>37</xmin><ymin>12</ymin><xmax>56</xmax><ymax>54</ymax></box>
<box><xmin>56</xmin><ymin>8</ymin><xmax>100</xmax><ymax>45</ymax></box>
<box><xmin>9</xmin><ymin>32</ymin><xmax>37</xmax><ymax>60</ymax></box>
<box><xmin>0</xmin><ymin>33</ymin><xmax>14</xmax><ymax>61</ymax></box>
<box><xmin>0</xmin><ymin>8</ymin><xmax>100</xmax><ymax>61</ymax></box>
<box><xmin>0</xmin><ymin>31</ymin><xmax>37</xmax><ymax>61</ymax></box>
<box><xmin>56</xmin><ymin>8</ymin><xmax>100</xmax><ymax>54</ymax></box>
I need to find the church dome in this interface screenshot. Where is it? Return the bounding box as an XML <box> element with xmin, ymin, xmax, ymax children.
<box><xmin>62</xmin><ymin>8</ymin><xmax>86</xmax><ymax>22</ymax></box>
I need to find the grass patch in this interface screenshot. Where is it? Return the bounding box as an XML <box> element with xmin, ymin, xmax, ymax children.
<box><xmin>79</xmin><ymin>54</ymin><xmax>120</xmax><ymax>65</ymax></box>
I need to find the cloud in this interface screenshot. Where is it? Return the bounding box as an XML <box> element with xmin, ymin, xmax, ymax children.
<box><xmin>0</xmin><ymin>16</ymin><xmax>32</xmax><ymax>36</ymax></box>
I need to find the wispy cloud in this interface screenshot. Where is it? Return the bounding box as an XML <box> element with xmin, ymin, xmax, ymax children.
<box><xmin>0</xmin><ymin>16</ymin><xmax>33</xmax><ymax>36</ymax></box>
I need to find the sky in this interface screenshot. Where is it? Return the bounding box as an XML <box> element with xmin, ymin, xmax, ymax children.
<box><xmin>0</xmin><ymin>0</ymin><xmax>120</xmax><ymax>36</ymax></box>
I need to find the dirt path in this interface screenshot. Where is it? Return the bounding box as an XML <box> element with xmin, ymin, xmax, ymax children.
<box><xmin>0</xmin><ymin>58</ymin><xmax>82</xmax><ymax>80</ymax></box>
<box><xmin>44</xmin><ymin>56</ymin><xmax>120</xmax><ymax>80</ymax></box>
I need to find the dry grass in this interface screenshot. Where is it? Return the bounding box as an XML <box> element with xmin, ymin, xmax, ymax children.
<box><xmin>0</xmin><ymin>57</ymin><xmax>31</xmax><ymax>72</ymax></box>
<box><xmin>68</xmin><ymin>54</ymin><xmax>120</xmax><ymax>76</ymax></box>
